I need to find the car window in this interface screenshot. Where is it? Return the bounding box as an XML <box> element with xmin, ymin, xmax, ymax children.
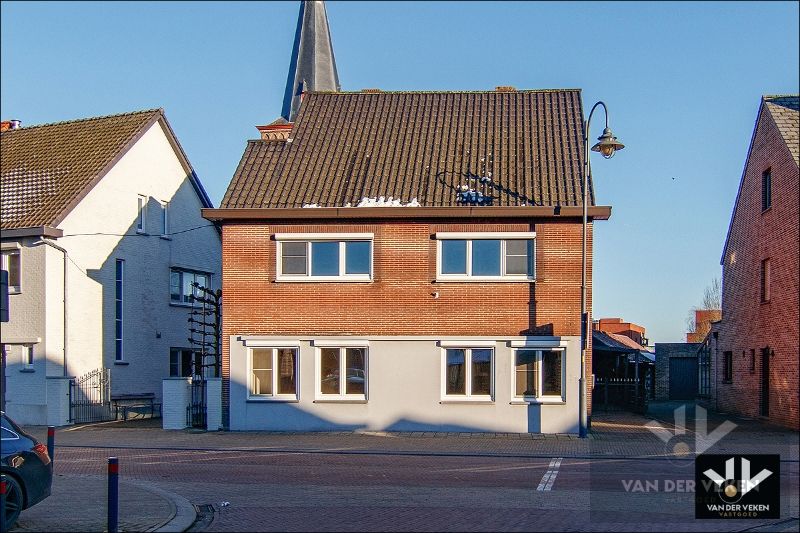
<box><xmin>1</xmin><ymin>426</ymin><xmax>20</xmax><ymax>440</ymax></box>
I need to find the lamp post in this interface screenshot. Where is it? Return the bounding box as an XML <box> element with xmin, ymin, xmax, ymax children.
<box><xmin>579</xmin><ymin>101</ymin><xmax>624</xmax><ymax>438</ymax></box>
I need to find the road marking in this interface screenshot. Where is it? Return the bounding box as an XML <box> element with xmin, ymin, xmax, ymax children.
<box><xmin>536</xmin><ymin>457</ymin><xmax>563</xmax><ymax>491</ymax></box>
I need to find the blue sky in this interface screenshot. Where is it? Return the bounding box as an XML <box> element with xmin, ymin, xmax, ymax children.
<box><xmin>2</xmin><ymin>1</ymin><xmax>798</xmax><ymax>343</ymax></box>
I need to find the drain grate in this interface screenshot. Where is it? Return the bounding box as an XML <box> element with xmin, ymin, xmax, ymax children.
<box><xmin>188</xmin><ymin>504</ymin><xmax>216</xmax><ymax>531</ymax></box>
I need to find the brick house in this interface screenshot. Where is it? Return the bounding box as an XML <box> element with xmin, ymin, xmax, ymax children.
<box><xmin>202</xmin><ymin>2</ymin><xmax>613</xmax><ymax>433</ymax></box>
<box><xmin>705</xmin><ymin>95</ymin><xmax>798</xmax><ymax>429</ymax></box>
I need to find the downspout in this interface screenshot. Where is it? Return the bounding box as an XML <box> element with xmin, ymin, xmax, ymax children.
<box><xmin>33</xmin><ymin>239</ymin><xmax>68</xmax><ymax>376</ymax></box>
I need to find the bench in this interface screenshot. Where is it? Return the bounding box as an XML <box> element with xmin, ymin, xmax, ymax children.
<box><xmin>111</xmin><ymin>393</ymin><xmax>161</xmax><ymax>420</ymax></box>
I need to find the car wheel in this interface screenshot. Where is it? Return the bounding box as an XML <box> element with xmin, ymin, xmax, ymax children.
<box><xmin>2</xmin><ymin>475</ymin><xmax>24</xmax><ymax>531</ymax></box>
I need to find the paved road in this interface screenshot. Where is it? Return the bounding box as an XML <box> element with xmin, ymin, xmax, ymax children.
<box><xmin>48</xmin><ymin>445</ymin><xmax>798</xmax><ymax>532</ymax></box>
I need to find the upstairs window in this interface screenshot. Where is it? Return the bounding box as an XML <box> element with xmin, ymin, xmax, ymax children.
<box><xmin>436</xmin><ymin>232</ymin><xmax>535</xmax><ymax>281</ymax></box>
<box><xmin>760</xmin><ymin>258</ymin><xmax>771</xmax><ymax>303</ymax></box>
<box><xmin>1</xmin><ymin>249</ymin><xmax>21</xmax><ymax>293</ymax></box>
<box><xmin>275</xmin><ymin>233</ymin><xmax>373</xmax><ymax>281</ymax></box>
<box><xmin>136</xmin><ymin>195</ymin><xmax>147</xmax><ymax>233</ymax></box>
<box><xmin>160</xmin><ymin>201</ymin><xmax>169</xmax><ymax>237</ymax></box>
<box><xmin>170</xmin><ymin>268</ymin><xmax>211</xmax><ymax>304</ymax></box>
<box><xmin>761</xmin><ymin>168</ymin><xmax>772</xmax><ymax>211</ymax></box>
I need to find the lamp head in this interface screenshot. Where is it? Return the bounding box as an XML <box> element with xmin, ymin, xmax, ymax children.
<box><xmin>591</xmin><ymin>127</ymin><xmax>625</xmax><ymax>159</ymax></box>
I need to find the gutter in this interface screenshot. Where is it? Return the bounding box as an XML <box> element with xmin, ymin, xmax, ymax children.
<box><xmin>202</xmin><ymin>205</ymin><xmax>613</xmax><ymax>222</ymax></box>
<box><xmin>32</xmin><ymin>239</ymin><xmax>69</xmax><ymax>376</ymax></box>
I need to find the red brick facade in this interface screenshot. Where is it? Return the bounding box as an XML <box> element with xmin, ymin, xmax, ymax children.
<box><xmin>220</xmin><ymin>216</ymin><xmax>595</xmax><ymax>424</ymax></box>
<box><xmin>714</xmin><ymin>100</ymin><xmax>799</xmax><ymax>429</ymax></box>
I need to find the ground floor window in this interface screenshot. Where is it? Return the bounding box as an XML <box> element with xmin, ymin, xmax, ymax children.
<box><xmin>170</xmin><ymin>348</ymin><xmax>206</xmax><ymax>377</ymax></box>
<box><xmin>514</xmin><ymin>349</ymin><xmax>564</xmax><ymax>400</ymax></box>
<box><xmin>442</xmin><ymin>348</ymin><xmax>493</xmax><ymax>399</ymax></box>
<box><xmin>318</xmin><ymin>347</ymin><xmax>367</xmax><ymax>399</ymax></box>
<box><xmin>249</xmin><ymin>347</ymin><xmax>298</xmax><ymax>399</ymax></box>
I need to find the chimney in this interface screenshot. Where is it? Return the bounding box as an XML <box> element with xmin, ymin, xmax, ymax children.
<box><xmin>1</xmin><ymin>120</ymin><xmax>21</xmax><ymax>132</ymax></box>
<box><xmin>495</xmin><ymin>86</ymin><xmax>517</xmax><ymax>92</ymax></box>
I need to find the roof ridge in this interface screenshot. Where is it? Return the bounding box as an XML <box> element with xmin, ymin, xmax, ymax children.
<box><xmin>2</xmin><ymin>108</ymin><xmax>163</xmax><ymax>131</ymax></box>
<box><xmin>305</xmin><ymin>88</ymin><xmax>582</xmax><ymax>95</ymax></box>
<box><xmin>763</xmin><ymin>94</ymin><xmax>800</xmax><ymax>99</ymax></box>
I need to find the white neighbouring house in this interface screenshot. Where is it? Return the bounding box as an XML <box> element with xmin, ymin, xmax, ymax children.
<box><xmin>0</xmin><ymin>110</ymin><xmax>221</xmax><ymax>426</ymax></box>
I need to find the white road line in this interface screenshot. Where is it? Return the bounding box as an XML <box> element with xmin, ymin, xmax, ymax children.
<box><xmin>536</xmin><ymin>457</ymin><xmax>563</xmax><ymax>491</ymax></box>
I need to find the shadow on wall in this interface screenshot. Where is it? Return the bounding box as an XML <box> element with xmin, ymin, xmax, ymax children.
<box><xmin>80</xmin><ymin>178</ymin><xmax>213</xmax><ymax>399</ymax></box>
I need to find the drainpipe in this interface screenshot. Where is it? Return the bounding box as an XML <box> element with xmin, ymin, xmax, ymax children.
<box><xmin>32</xmin><ymin>239</ymin><xmax>68</xmax><ymax>376</ymax></box>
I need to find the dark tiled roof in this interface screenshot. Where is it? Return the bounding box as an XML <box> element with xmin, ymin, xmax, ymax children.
<box><xmin>764</xmin><ymin>95</ymin><xmax>799</xmax><ymax>166</ymax></box>
<box><xmin>222</xmin><ymin>89</ymin><xmax>593</xmax><ymax>209</ymax></box>
<box><xmin>1</xmin><ymin>109</ymin><xmax>162</xmax><ymax>229</ymax></box>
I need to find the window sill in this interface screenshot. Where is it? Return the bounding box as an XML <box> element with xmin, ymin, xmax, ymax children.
<box><xmin>135</xmin><ymin>230</ymin><xmax>147</xmax><ymax>235</ymax></box>
<box><xmin>160</xmin><ymin>235</ymin><xmax>172</xmax><ymax>241</ymax></box>
<box><xmin>19</xmin><ymin>368</ymin><xmax>35</xmax><ymax>373</ymax></box>
<box><xmin>510</xmin><ymin>398</ymin><xmax>566</xmax><ymax>405</ymax></box>
<box><xmin>114</xmin><ymin>361</ymin><xmax>130</xmax><ymax>366</ymax></box>
<box><xmin>440</xmin><ymin>399</ymin><xmax>495</xmax><ymax>405</ymax></box>
<box><xmin>246</xmin><ymin>398</ymin><xmax>299</xmax><ymax>403</ymax></box>
<box><xmin>434</xmin><ymin>277</ymin><xmax>535</xmax><ymax>283</ymax></box>
<box><xmin>722</xmin><ymin>380</ymin><xmax>732</xmax><ymax>384</ymax></box>
<box><xmin>8</xmin><ymin>289</ymin><xmax>21</xmax><ymax>295</ymax></box>
<box><xmin>169</xmin><ymin>301</ymin><xmax>195</xmax><ymax>308</ymax></box>
<box><xmin>313</xmin><ymin>399</ymin><xmax>368</xmax><ymax>404</ymax></box>
<box><xmin>275</xmin><ymin>277</ymin><xmax>372</xmax><ymax>283</ymax></box>
<box><xmin>760</xmin><ymin>299</ymin><xmax>771</xmax><ymax>305</ymax></box>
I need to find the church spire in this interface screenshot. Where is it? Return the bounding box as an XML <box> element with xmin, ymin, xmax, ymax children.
<box><xmin>281</xmin><ymin>1</ymin><xmax>340</xmax><ymax>122</ymax></box>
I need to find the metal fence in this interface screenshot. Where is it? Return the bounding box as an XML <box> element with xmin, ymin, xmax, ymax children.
<box><xmin>186</xmin><ymin>377</ymin><xmax>207</xmax><ymax>429</ymax></box>
<box><xmin>70</xmin><ymin>368</ymin><xmax>114</xmax><ymax>423</ymax></box>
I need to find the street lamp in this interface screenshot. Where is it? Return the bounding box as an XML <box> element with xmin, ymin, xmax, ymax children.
<box><xmin>579</xmin><ymin>101</ymin><xmax>624</xmax><ymax>438</ymax></box>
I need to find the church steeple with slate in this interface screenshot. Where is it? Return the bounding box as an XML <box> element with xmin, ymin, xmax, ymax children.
<box><xmin>281</xmin><ymin>0</ymin><xmax>340</xmax><ymax>122</ymax></box>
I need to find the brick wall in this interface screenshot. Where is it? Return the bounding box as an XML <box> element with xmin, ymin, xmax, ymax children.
<box><xmin>715</xmin><ymin>103</ymin><xmax>799</xmax><ymax>429</ymax></box>
<box><xmin>655</xmin><ymin>343</ymin><xmax>701</xmax><ymax>400</ymax></box>
<box><xmin>220</xmin><ymin>216</ymin><xmax>594</xmax><ymax>427</ymax></box>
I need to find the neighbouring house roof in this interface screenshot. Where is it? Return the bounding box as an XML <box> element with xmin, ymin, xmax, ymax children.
<box><xmin>764</xmin><ymin>95</ymin><xmax>799</xmax><ymax>166</ymax></box>
<box><xmin>593</xmin><ymin>330</ymin><xmax>654</xmax><ymax>363</ymax></box>
<box><xmin>1</xmin><ymin>109</ymin><xmax>213</xmax><ymax>231</ymax></box>
<box><xmin>222</xmin><ymin>89</ymin><xmax>595</xmax><ymax>210</ymax></box>
<box><xmin>720</xmin><ymin>95</ymin><xmax>799</xmax><ymax>262</ymax></box>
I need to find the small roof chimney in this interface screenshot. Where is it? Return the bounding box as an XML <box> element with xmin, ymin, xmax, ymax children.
<box><xmin>1</xmin><ymin>120</ymin><xmax>21</xmax><ymax>132</ymax></box>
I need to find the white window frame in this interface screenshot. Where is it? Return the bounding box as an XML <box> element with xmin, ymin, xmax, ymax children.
<box><xmin>435</xmin><ymin>232</ymin><xmax>536</xmax><ymax>282</ymax></box>
<box><xmin>22</xmin><ymin>344</ymin><xmax>34</xmax><ymax>369</ymax></box>
<box><xmin>1</xmin><ymin>249</ymin><xmax>21</xmax><ymax>293</ymax></box>
<box><xmin>160</xmin><ymin>200</ymin><xmax>170</xmax><ymax>238</ymax></box>
<box><xmin>275</xmin><ymin>233</ymin><xmax>374</xmax><ymax>282</ymax></box>
<box><xmin>314</xmin><ymin>345</ymin><xmax>369</xmax><ymax>401</ymax></box>
<box><xmin>512</xmin><ymin>347</ymin><xmax>566</xmax><ymax>403</ymax></box>
<box><xmin>170</xmin><ymin>268</ymin><xmax>212</xmax><ymax>305</ymax></box>
<box><xmin>440</xmin><ymin>346</ymin><xmax>495</xmax><ymax>402</ymax></box>
<box><xmin>115</xmin><ymin>259</ymin><xmax>124</xmax><ymax>361</ymax></box>
<box><xmin>247</xmin><ymin>346</ymin><xmax>300</xmax><ymax>401</ymax></box>
<box><xmin>136</xmin><ymin>195</ymin><xmax>147</xmax><ymax>233</ymax></box>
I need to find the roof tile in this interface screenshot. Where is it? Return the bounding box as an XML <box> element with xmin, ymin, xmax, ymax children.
<box><xmin>1</xmin><ymin>109</ymin><xmax>162</xmax><ymax>229</ymax></box>
<box><xmin>221</xmin><ymin>89</ymin><xmax>594</xmax><ymax>208</ymax></box>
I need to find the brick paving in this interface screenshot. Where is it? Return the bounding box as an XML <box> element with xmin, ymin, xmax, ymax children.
<box><xmin>16</xmin><ymin>406</ymin><xmax>799</xmax><ymax>532</ymax></box>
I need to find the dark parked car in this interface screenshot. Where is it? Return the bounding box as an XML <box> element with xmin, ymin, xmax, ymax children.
<box><xmin>1</xmin><ymin>412</ymin><xmax>52</xmax><ymax>530</ymax></box>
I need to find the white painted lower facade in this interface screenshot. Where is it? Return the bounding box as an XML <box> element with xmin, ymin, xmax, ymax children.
<box><xmin>229</xmin><ymin>335</ymin><xmax>582</xmax><ymax>434</ymax></box>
